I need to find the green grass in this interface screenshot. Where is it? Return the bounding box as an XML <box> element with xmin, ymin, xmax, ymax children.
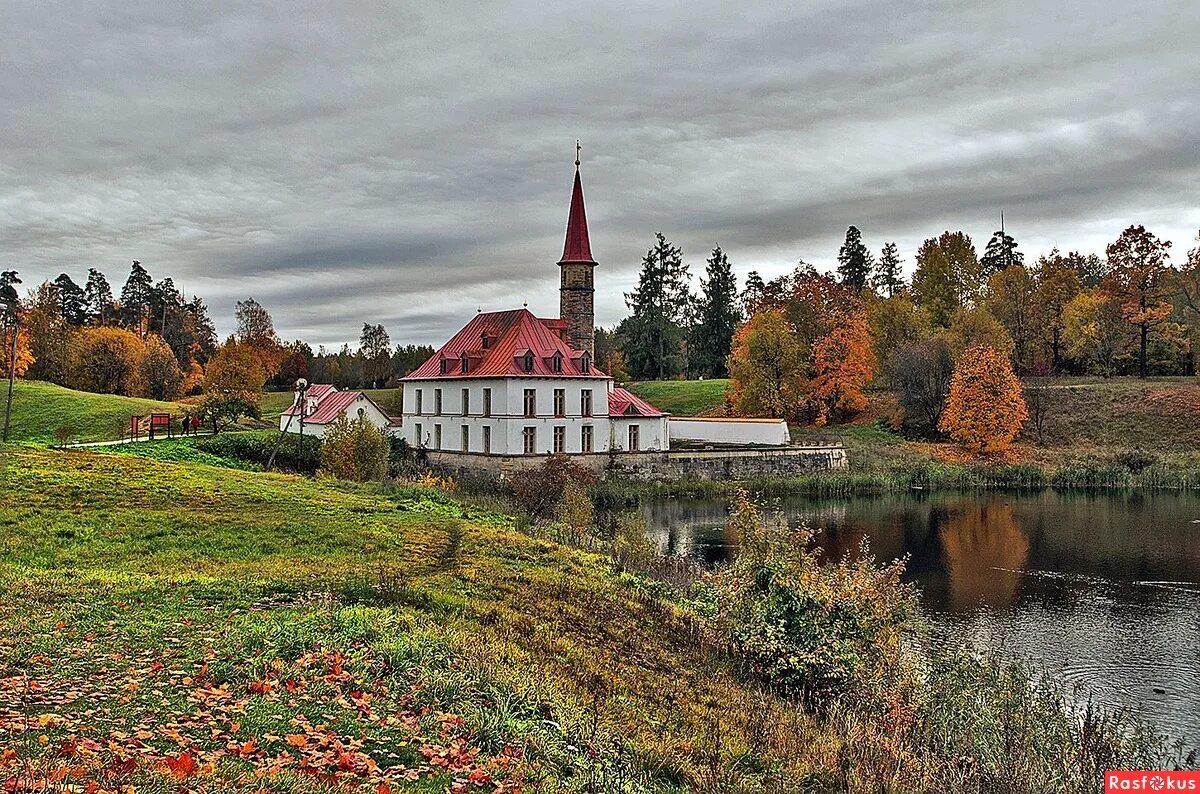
<box><xmin>626</xmin><ymin>379</ymin><xmax>730</xmax><ymax>416</ymax></box>
<box><xmin>0</xmin><ymin>445</ymin><xmax>849</xmax><ymax>791</ymax></box>
<box><xmin>3</xmin><ymin>380</ymin><xmax>183</xmax><ymax>443</ymax></box>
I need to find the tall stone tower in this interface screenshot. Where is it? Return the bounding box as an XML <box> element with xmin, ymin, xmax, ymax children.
<box><xmin>558</xmin><ymin>151</ymin><xmax>597</xmax><ymax>358</ymax></box>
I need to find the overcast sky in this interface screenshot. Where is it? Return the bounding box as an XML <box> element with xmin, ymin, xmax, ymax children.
<box><xmin>3</xmin><ymin>0</ymin><xmax>1198</xmax><ymax>348</ymax></box>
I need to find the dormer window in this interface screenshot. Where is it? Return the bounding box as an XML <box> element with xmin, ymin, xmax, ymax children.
<box><xmin>522</xmin><ymin>351</ymin><xmax>534</xmax><ymax>373</ymax></box>
<box><xmin>579</xmin><ymin>352</ymin><xmax>591</xmax><ymax>374</ymax></box>
<box><xmin>460</xmin><ymin>352</ymin><xmax>469</xmax><ymax>374</ymax></box>
<box><xmin>480</xmin><ymin>332</ymin><xmax>491</xmax><ymax>351</ymax></box>
<box><xmin>438</xmin><ymin>357</ymin><xmax>449</xmax><ymax>375</ymax></box>
<box><xmin>551</xmin><ymin>351</ymin><xmax>563</xmax><ymax>374</ymax></box>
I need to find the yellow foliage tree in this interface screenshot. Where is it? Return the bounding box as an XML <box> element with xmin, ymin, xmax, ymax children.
<box><xmin>938</xmin><ymin>345</ymin><xmax>1028</xmax><ymax>454</ymax></box>
<box><xmin>728</xmin><ymin>310</ymin><xmax>807</xmax><ymax>420</ymax></box>
<box><xmin>1</xmin><ymin>321</ymin><xmax>35</xmax><ymax>378</ymax></box>
<box><xmin>68</xmin><ymin>326</ymin><xmax>146</xmax><ymax>396</ymax></box>
<box><xmin>320</xmin><ymin>413</ymin><xmax>388</xmax><ymax>482</ymax></box>
<box><xmin>808</xmin><ymin>309</ymin><xmax>875</xmax><ymax>424</ymax></box>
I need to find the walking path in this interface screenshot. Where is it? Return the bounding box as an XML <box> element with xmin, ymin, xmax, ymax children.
<box><xmin>57</xmin><ymin>432</ymin><xmax>215</xmax><ymax>449</ymax></box>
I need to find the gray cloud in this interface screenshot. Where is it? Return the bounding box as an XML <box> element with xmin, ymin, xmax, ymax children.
<box><xmin>2</xmin><ymin>0</ymin><xmax>1198</xmax><ymax>348</ymax></box>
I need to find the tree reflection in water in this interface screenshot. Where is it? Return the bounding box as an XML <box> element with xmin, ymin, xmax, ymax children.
<box><xmin>937</xmin><ymin>499</ymin><xmax>1030</xmax><ymax>610</ymax></box>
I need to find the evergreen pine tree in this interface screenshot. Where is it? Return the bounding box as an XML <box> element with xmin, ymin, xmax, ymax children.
<box><xmin>981</xmin><ymin>229</ymin><xmax>1024</xmax><ymax>275</ymax></box>
<box><xmin>836</xmin><ymin>226</ymin><xmax>874</xmax><ymax>290</ymax></box>
<box><xmin>691</xmin><ymin>246</ymin><xmax>743</xmax><ymax>378</ymax></box>
<box><xmin>873</xmin><ymin>242</ymin><xmax>905</xmax><ymax>297</ymax></box>
<box><xmin>742</xmin><ymin>271</ymin><xmax>767</xmax><ymax>316</ymax></box>
<box><xmin>51</xmin><ymin>274</ymin><xmax>88</xmax><ymax>325</ymax></box>
<box><xmin>622</xmin><ymin>233</ymin><xmax>692</xmax><ymax>379</ymax></box>
<box><xmin>84</xmin><ymin>268</ymin><xmax>114</xmax><ymax>325</ymax></box>
<box><xmin>119</xmin><ymin>260</ymin><xmax>154</xmax><ymax>331</ymax></box>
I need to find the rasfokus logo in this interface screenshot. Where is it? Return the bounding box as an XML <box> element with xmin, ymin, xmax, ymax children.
<box><xmin>1106</xmin><ymin>771</ymin><xmax>1200</xmax><ymax>792</ymax></box>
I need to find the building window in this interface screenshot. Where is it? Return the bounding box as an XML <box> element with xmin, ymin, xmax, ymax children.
<box><xmin>553</xmin><ymin>388</ymin><xmax>565</xmax><ymax>417</ymax></box>
<box><xmin>414</xmin><ymin>422</ymin><xmax>423</xmax><ymax>447</ymax></box>
<box><xmin>553</xmin><ymin>425</ymin><xmax>565</xmax><ymax>453</ymax></box>
<box><xmin>482</xmin><ymin>425</ymin><xmax>491</xmax><ymax>454</ymax></box>
<box><xmin>551</xmin><ymin>352</ymin><xmax>563</xmax><ymax>373</ymax></box>
<box><xmin>481</xmin><ymin>332</ymin><xmax>490</xmax><ymax>350</ymax></box>
<box><xmin>434</xmin><ymin>389</ymin><xmax>442</xmax><ymax>415</ymax></box>
<box><xmin>522</xmin><ymin>351</ymin><xmax>534</xmax><ymax>373</ymax></box>
<box><xmin>460</xmin><ymin>353</ymin><xmax>468</xmax><ymax>374</ymax></box>
<box><xmin>461</xmin><ymin>424</ymin><xmax>469</xmax><ymax>452</ymax></box>
<box><xmin>415</xmin><ymin>389</ymin><xmax>423</xmax><ymax>415</ymax></box>
<box><xmin>483</xmin><ymin>388</ymin><xmax>492</xmax><ymax>417</ymax></box>
<box><xmin>461</xmin><ymin>388</ymin><xmax>469</xmax><ymax>416</ymax></box>
<box><xmin>523</xmin><ymin>388</ymin><xmax>536</xmax><ymax>418</ymax></box>
<box><xmin>439</xmin><ymin>358</ymin><xmax>449</xmax><ymax>375</ymax></box>
<box><xmin>581</xmin><ymin>389</ymin><xmax>592</xmax><ymax>417</ymax></box>
<box><xmin>580</xmin><ymin>352</ymin><xmax>591</xmax><ymax>374</ymax></box>
<box><xmin>628</xmin><ymin>425</ymin><xmax>639</xmax><ymax>452</ymax></box>
<box><xmin>581</xmin><ymin>425</ymin><xmax>593</xmax><ymax>453</ymax></box>
<box><xmin>434</xmin><ymin>424</ymin><xmax>442</xmax><ymax>450</ymax></box>
<box><xmin>522</xmin><ymin>426</ymin><xmax>536</xmax><ymax>454</ymax></box>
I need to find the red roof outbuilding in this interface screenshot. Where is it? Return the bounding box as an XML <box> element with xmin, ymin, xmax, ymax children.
<box><xmin>608</xmin><ymin>387</ymin><xmax>666</xmax><ymax>417</ymax></box>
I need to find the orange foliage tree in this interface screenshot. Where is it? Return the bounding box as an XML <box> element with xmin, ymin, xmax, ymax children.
<box><xmin>1</xmin><ymin>320</ymin><xmax>35</xmax><ymax>378</ymax></box>
<box><xmin>68</xmin><ymin>326</ymin><xmax>147</xmax><ymax>396</ymax></box>
<box><xmin>809</xmin><ymin>309</ymin><xmax>875</xmax><ymax>424</ymax></box>
<box><xmin>938</xmin><ymin>345</ymin><xmax>1028</xmax><ymax>454</ymax></box>
<box><xmin>727</xmin><ymin>310</ymin><xmax>807</xmax><ymax>420</ymax></box>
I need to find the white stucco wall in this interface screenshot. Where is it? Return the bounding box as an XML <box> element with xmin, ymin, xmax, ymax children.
<box><xmin>609</xmin><ymin>416</ymin><xmax>670</xmax><ymax>451</ymax></box>
<box><xmin>279</xmin><ymin>393</ymin><xmax>396</xmax><ymax>439</ymax></box>
<box><xmin>399</xmin><ymin>376</ymin><xmax>668</xmax><ymax>454</ymax></box>
<box><xmin>668</xmin><ymin>417</ymin><xmax>790</xmax><ymax>446</ymax></box>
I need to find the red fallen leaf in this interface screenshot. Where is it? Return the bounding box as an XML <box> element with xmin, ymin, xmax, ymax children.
<box><xmin>284</xmin><ymin>678</ymin><xmax>305</xmax><ymax>692</ymax></box>
<box><xmin>149</xmin><ymin>660</ymin><xmax>165</xmax><ymax>673</ymax></box>
<box><xmin>377</xmin><ymin>784</ymin><xmax>393</xmax><ymax>794</ymax></box>
<box><xmin>164</xmin><ymin>751</ymin><xmax>198</xmax><ymax>779</ymax></box>
<box><xmin>107</xmin><ymin>756</ymin><xmax>137</xmax><ymax>776</ymax></box>
<box><xmin>248</xmin><ymin>680</ymin><xmax>273</xmax><ymax>695</ymax></box>
<box><xmin>84</xmin><ymin>784</ymin><xmax>100</xmax><ymax>794</ymax></box>
<box><xmin>236</xmin><ymin>740</ymin><xmax>257</xmax><ymax>756</ymax></box>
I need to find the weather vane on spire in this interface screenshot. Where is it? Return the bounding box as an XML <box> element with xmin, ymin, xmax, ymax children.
<box><xmin>575</xmin><ymin>140</ymin><xmax>581</xmax><ymax>168</ymax></box>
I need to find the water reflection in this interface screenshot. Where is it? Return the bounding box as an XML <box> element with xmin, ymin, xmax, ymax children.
<box><xmin>637</xmin><ymin>490</ymin><xmax>1200</xmax><ymax>749</ymax></box>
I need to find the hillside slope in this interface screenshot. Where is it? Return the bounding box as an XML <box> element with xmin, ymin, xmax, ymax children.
<box><xmin>0</xmin><ymin>446</ymin><xmax>836</xmax><ymax>791</ymax></box>
<box><xmin>2</xmin><ymin>380</ymin><xmax>182</xmax><ymax>443</ymax></box>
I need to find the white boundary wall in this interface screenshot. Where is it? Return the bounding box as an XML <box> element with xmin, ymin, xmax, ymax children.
<box><xmin>669</xmin><ymin>417</ymin><xmax>789</xmax><ymax>446</ymax></box>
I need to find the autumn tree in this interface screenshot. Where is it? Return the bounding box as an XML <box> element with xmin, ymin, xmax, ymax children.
<box><xmin>359</xmin><ymin>323</ymin><xmax>392</xmax><ymax>388</ymax></box>
<box><xmin>808</xmin><ymin>310</ymin><xmax>875</xmax><ymax>423</ymax></box>
<box><xmin>235</xmin><ymin>298</ymin><xmax>283</xmax><ymax>378</ymax></box>
<box><xmin>141</xmin><ymin>334</ymin><xmax>184</xmax><ymax>400</ymax></box>
<box><xmin>938</xmin><ymin>345</ymin><xmax>1029</xmax><ymax>454</ymax></box>
<box><xmin>1103</xmin><ymin>225</ymin><xmax>1173</xmax><ymax>377</ymax></box>
<box><xmin>1063</xmin><ymin>290</ymin><xmax>1128</xmax><ymax>376</ymax></box>
<box><xmin>24</xmin><ymin>283</ymin><xmax>74</xmax><ymax>384</ymax></box>
<box><xmin>911</xmin><ymin>232</ymin><xmax>980</xmax><ymax>326</ymax></box>
<box><xmin>866</xmin><ymin>292</ymin><xmax>931</xmax><ymax>377</ymax></box>
<box><xmin>887</xmin><ymin>337</ymin><xmax>954</xmax><ymax>436</ymax></box>
<box><xmin>1</xmin><ymin>272</ymin><xmax>34</xmax><ymax>381</ymax></box>
<box><xmin>727</xmin><ymin>310</ymin><xmax>807</xmax><ymax>420</ymax></box>
<box><xmin>199</xmin><ymin>341</ymin><xmax>266</xmax><ymax>432</ymax></box>
<box><xmin>836</xmin><ymin>226</ymin><xmax>874</xmax><ymax>290</ymax></box>
<box><xmin>945</xmin><ymin>306</ymin><xmax>1014</xmax><ymax>360</ymax></box>
<box><xmin>622</xmin><ymin>233</ymin><xmax>692</xmax><ymax>379</ymax></box>
<box><xmin>68</xmin><ymin>327</ymin><xmax>147</xmax><ymax>396</ymax></box>
<box><xmin>1032</xmin><ymin>250</ymin><xmax>1082</xmax><ymax>371</ymax></box>
<box><xmin>873</xmin><ymin>242</ymin><xmax>905</xmax><ymax>297</ymax></box>
<box><xmin>984</xmin><ymin>265</ymin><xmax>1037</xmax><ymax>373</ymax></box>
<box><xmin>691</xmin><ymin>246</ymin><xmax>742</xmax><ymax>378</ymax></box>
<box><xmin>980</xmin><ymin>227</ymin><xmax>1024</xmax><ymax>276</ymax></box>
<box><xmin>320</xmin><ymin>413</ymin><xmax>389</xmax><ymax>482</ymax></box>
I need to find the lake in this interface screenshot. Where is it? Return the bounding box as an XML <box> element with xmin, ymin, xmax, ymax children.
<box><xmin>640</xmin><ymin>490</ymin><xmax>1200</xmax><ymax>750</ymax></box>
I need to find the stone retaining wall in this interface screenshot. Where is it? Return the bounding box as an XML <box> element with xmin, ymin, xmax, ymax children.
<box><xmin>424</xmin><ymin>445</ymin><xmax>848</xmax><ymax>482</ymax></box>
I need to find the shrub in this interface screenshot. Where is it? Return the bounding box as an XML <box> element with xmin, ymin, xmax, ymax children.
<box><xmin>320</xmin><ymin>414</ymin><xmax>389</xmax><ymax>482</ymax></box>
<box><xmin>714</xmin><ymin>490</ymin><xmax>921</xmax><ymax>708</ymax></box>
<box><xmin>1110</xmin><ymin>447</ymin><xmax>1159</xmax><ymax>473</ymax></box>
<box><xmin>196</xmin><ymin>430</ymin><xmax>321</xmax><ymax>473</ymax></box>
<box><xmin>555</xmin><ymin>479</ymin><xmax>595</xmax><ymax>544</ymax></box>
<box><xmin>509</xmin><ymin>455</ymin><xmax>595</xmax><ymax>520</ymax></box>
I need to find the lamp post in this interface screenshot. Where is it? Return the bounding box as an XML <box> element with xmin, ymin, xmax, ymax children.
<box><xmin>266</xmin><ymin>378</ymin><xmax>309</xmax><ymax>471</ymax></box>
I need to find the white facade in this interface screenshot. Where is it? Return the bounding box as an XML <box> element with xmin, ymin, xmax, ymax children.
<box><xmin>398</xmin><ymin>376</ymin><xmax>668</xmax><ymax>455</ymax></box>
<box><xmin>278</xmin><ymin>392</ymin><xmax>396</xmax><ymax>439</ymax></box>
<box><xmin>669</xmin><ymin>417</ymin><xmax>790</xmax><ymax>446</ymax></box>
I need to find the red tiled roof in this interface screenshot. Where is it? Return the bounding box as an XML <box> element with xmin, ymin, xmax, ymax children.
<box><xmin>281</xmin><ymin>385</ymin><xmax>397</xmax><ymax>426</ymax></box>
<box><xmin>559</xmin><ymin>168</ymin><xmax>595</xmax><ymax>264</ymax></box>
<box><xmin>609</xmin><ymin>387</ymin><xmax>666</xmax><ymax>417</ymax></box>
<box><xmin>403</xmin><ymin>309</ymin><xmax>609</xmax><ymax>380</ymax></box>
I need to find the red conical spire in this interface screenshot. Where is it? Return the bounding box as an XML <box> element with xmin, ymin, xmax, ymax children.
<box><xmin>559</xmin><ymin>150</ymin><xmax>596</xmax><ymax>264</ymax></box>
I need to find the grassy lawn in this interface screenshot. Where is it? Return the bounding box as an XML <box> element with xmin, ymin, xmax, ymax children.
<box><xmin>0</xmin><ymin>445</ymin><xmax>842</xmax><ymax>791</ymax></box>
<box><xmin>626</xmin><ymin>379</ymin><xmax>729</xmax><ymax>416</ymax></box>
<box><xmin>2</xmin><ymin>380</ymin><xmax>183</xmax><ymax>444</ymax></box>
